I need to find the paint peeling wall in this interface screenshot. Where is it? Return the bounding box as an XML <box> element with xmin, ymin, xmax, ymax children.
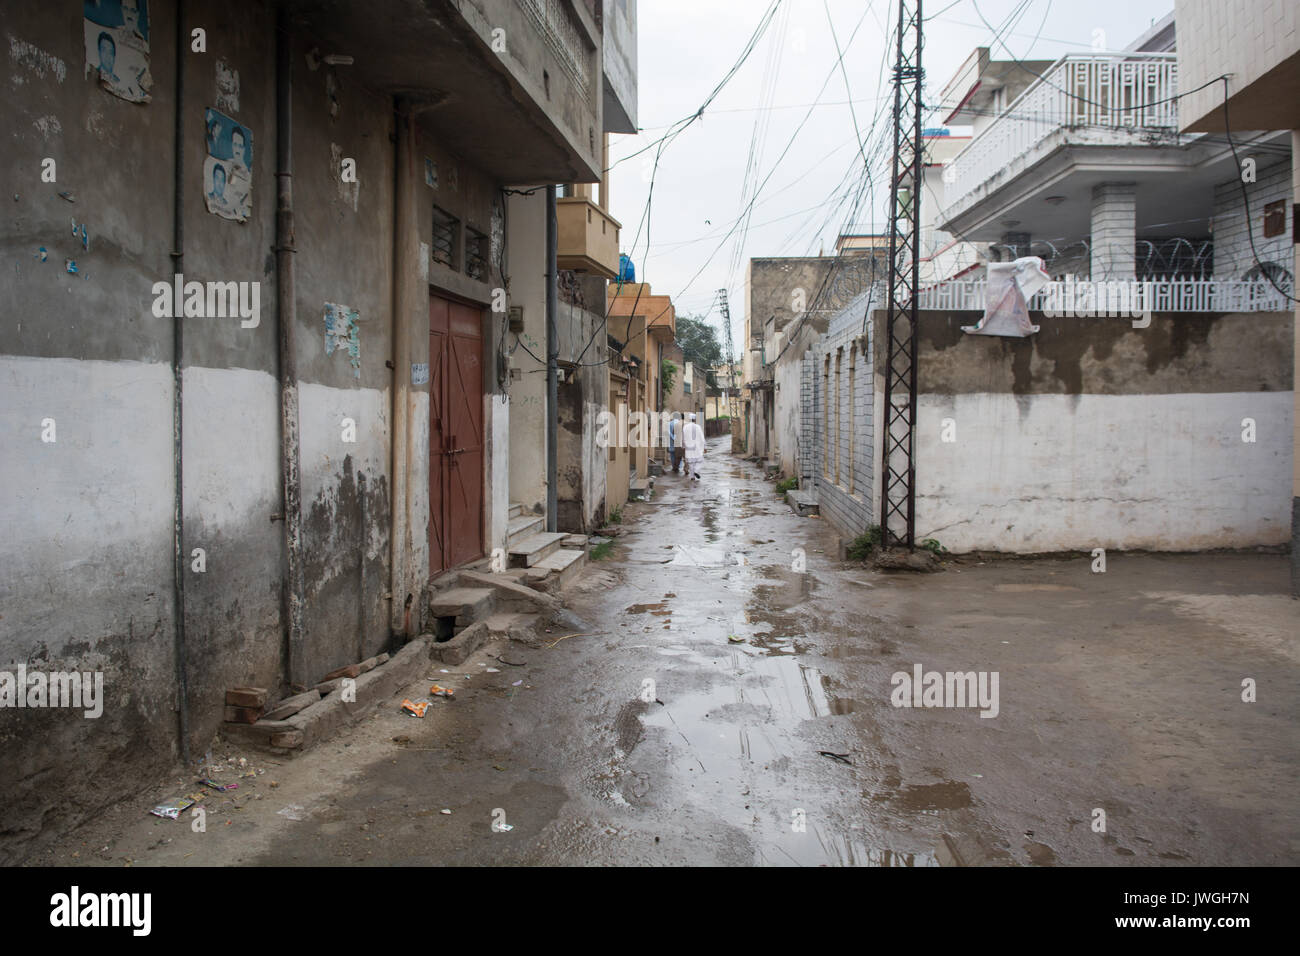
<box><xmin>0</xmin><ymin>0</ymin><xmax>395</xmax><ymax>861</ymax></box>
<box><xmin>868</xmin><ymin>309</ymin><xmax>1295</xmax><ymax>552</ymax></box>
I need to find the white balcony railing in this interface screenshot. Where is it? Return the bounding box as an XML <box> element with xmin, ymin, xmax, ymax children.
<box><xmin>943</xmin><ymin>54</ymin><xmax>1180</xmax><ymax>213</ymax></box>
<box><xmin>916</xmin><ymin>278</ymin><xmax>1291</xmax><ymax>314</ymax></box>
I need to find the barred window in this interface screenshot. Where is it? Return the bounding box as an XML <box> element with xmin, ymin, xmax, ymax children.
<box><xmin>465</xmin><ymin>226</ymin><xmax>489</xmax><ymax>282</ymax></box>
<box><xmin>432</xmin><ymin>206</ymin><xmax>459</xmax><ymax>270</ymax></box>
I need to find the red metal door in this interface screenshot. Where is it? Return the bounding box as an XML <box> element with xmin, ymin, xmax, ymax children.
<box><xmin>429</xmin><ymin>294</ymin><xmax>484</xmax><ymax>573</ymax></box>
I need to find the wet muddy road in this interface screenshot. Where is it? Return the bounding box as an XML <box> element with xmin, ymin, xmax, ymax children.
<box><xmin>51</xmin><ymin>437</ymin><xmax>1300</xmax><ymax>866</ymax></box>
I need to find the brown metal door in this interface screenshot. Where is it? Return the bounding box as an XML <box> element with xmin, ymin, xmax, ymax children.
<box><xmin>429</xmin><ymin>294</ymin><xmax>484</xmax><ymax>574</ymax></box>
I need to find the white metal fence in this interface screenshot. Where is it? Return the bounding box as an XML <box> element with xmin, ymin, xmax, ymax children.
<box><xmin>944</xmin><ymin>54</ymin><xmax>1180</xmax><ymax>210</ymax></box>
<box><xmin>916</xmin><ymin>278</ymin><xmax>1291</xmax><ymax>314</ymax></box>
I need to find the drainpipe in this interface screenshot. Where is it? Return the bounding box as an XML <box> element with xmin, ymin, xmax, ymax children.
<box><xmin>169</xmin><ymin>0</ymin><xmax>190</xmax><ymax>766</ymax></box>
<box><xmin>275</xmin><ymin>13</ymin><xmax>306</xmax><ymax>688</ymax></box>
<box><xmin>546</xmin><ymin>185</ymin><xmax>558</xmax><ymax>532</ymax></box>
<box><xmin>390</xmin><ymin>98</ymin><xmax>417</xmax><ymax>639</ymax></box>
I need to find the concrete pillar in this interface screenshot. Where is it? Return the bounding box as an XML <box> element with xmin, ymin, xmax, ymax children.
<box><xmin>1090</xmin><ymin>182</ymin><xmax>1137</xmax><ymax>279</ymax></box>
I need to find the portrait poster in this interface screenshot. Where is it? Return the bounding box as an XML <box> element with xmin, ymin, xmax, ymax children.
<box><xmin>203</xmin><ymin>107</ymin><xmax>253</xmax><ymax>222</ymax></box>
<box><xmin>83</xmin><ymin>0</ymin><xmax>152</xmax><ymax>103</ymax></box>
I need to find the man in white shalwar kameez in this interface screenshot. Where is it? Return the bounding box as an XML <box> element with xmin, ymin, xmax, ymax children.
<box><xmin>682</xmin><ymin>413</ymin><xmax>706</xmax><ymax>481</ymax></box>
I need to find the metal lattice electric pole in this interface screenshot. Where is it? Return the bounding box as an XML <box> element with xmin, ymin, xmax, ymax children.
<box><xmin>717</xmin><ymin>288</ymin><xmax>741</xmax><ymax>436</ymax></box>
<box><xmin>880</xmin><ymin>0</ymin><xmax>923</xmax><ymax>549</ymax></box>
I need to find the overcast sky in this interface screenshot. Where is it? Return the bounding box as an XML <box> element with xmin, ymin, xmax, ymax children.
<box><xmin>605</xmin><ymin>0</ymin><xmax>1176</xmax><ymax>353</ymax></box>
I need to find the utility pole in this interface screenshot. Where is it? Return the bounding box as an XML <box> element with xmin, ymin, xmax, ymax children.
<box><xmin>718</xmin><ymin>288</ymin><xmax>742</xmax><ymax>443</ymax></box>
<box><xmin>880</xmin><ymin>0</ymin><xmax>923</xmax><ymax>550</ymax></box>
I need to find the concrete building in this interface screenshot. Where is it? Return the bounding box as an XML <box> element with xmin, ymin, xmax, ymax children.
<box><xmin>936</xmin><ymin>14</ymin><xmax>1292</xmax><ymax>289</ymax></box>
<box><xmin>605</xmin><ymin>281</ymin><xmax>676</xmax><ymax>503</ymax></box>
<box><xmin>1174</xmin><ymin>0</ymin><xmax>1300</xmax><ymax>593</ymax></box>
<box><xmin>741</xmin><ymin>240</ymin><xmax>887</xmax><ymax>468</ymax></box>
<box><xmin>0</xmin><ymin>0</ymin><xmax>634</xmax><ymax>860</ymax></box>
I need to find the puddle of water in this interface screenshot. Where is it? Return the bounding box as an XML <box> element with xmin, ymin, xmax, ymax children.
<box><xmin>765</xmin><ymin>826</ymin><xmax>938</xmax><ymax>867</ymax></box>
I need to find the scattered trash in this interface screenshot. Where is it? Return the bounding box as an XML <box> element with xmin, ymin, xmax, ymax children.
<box><xmin>58</xmin><ymin>190</ymin><xmax>75</xmax><ymax>202</ymax></box>
<box><xmin>402</xmin><ymin>698</ymin><xmax>430</xmax><ymax>717</ymax></box>
<box><xmin>727</xmin><ymin>634</ymin><xmax>745</xmax><ymax>644</ymax></box>
<box><xmin>392</xmin><ymin>734</ymin><xmax>411</xmax><ymax>744</ymax></box>
<box><xmin>65</xmin><ymin>259</ymin><xmax>77</xmax><ymax>273</ymax></box>
<box><xmin>200</xmin><ymin>778</ymin><xmax>238</xmax><ymax>792</ymax></box>
<box><xmin>494</xmin><ymin>656</ymin><xmax>526</xmax><ymax>667</ymax></box>
<box><xmin>818</xmin><ymin>751</ymin><xmax>854</xmax><ymax>766</ymax></box>
<box><xmin>439</xmin><ymin>808</ymin><xmax>452</xmax><ymax>815</ymax></box>
<box><xmin>511</xmin><ymin>680</ymin><xmax>523</xmax><ymax>687</ymax></box>
<box><xmin>149</xmin><ymin>796</ymin><xmax>195</xmax><ymax>820</ymax></box>
<box><xmin>429</xmin><ymin>684</ymin><xmax>454</xmax><ymax>698</ymax></box>
<box><xmin>496</xmin><ymin>822</ymin><xmax>514</xmax><ymax>831</ymax></box>
<box><xmin>485</xmin><ymin>667</ymin><xmax>500</xmax><ymax>673</ymax></box>
<box><xmin>35</xmin><ymin>247</ymin><xmax>47</xmax><ymax>262</ymax></box>
<box><xmin>277</xmin><ymin>805</ymin><xmax>306</xmax><ymax>821</ymax></box>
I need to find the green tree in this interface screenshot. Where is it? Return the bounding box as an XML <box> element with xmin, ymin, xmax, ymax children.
<box><xmin>674</xmin><ymin>314</ymin><xmax>723</xmax><ymax>369</ymax></box>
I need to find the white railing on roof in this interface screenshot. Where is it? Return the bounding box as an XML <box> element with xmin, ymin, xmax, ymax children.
<box><xmin>916</xmin><ymin>278</ymin><xmax>1290</xmax><ymax>314</ymax></box>
<box><xmin>943</xmin><ymin>53</ymin><xmax>1179</xmax><ymax>212</ymax></box>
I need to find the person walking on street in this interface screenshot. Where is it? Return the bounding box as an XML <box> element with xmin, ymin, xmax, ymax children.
<box><xmin>683</xmin><ymin>413</ymin><xmax>706</xmax><ymax>481</ymax></box>
<box><xmin>668</xmin><ymin>413</ymin><xmax>684</xmax><ymax>475</ymax></box>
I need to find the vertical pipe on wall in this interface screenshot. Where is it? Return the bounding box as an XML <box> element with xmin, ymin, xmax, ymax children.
<box><xmin>275</xmin><ymin>12</ymin><xmax>306</xmax><ymax>688</ymax></box>
<box><xmin>390</xmin><ymin>98</ymin><xmax>415</xmax><ymax>639</ymax></box>
<box><xmin>546</xmin><ymin>185</ymin><xmax>559</xmax><ymax>532</ymax></box>
<box><xmin>169</xmin><ymin>0</ymin><xmax>191</xmax><ymax>767</ymax></box>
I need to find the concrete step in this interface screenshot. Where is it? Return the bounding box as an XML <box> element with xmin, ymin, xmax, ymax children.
<box><xmin>428</xmin><ymin>587</ymin><xmax>496</xmax><ymax>624</ymax></box>
<box><xmin>628</xmin><ymin>478</ymin><xmax>650</xmax><ymax>501</ymax></box>
<box><xmin>509</xmin><ymin>502</ymin><xmax>524</xmax><ymax>520</ymax></box>
<box><xmin>562</xmin><ymin>533</ymin><xmax>589</xmax><ymax>549</ymax></box>
<box><xmin>507</xmin><ymin>513</ymin><xmax>544</xmax><ymax>549</ymax></box>
<box><xmin>508</xmin><ymin>531</ymin><xmax>567</xmax><ymax>568</ymax></box>
<box><xmin>533</xmin><ymin>547</ymin><xmax>587</xmax><ymax>589</ymax></box>
<box><xmin>788</xmin><ymin>489</ymin><xmax>820</xmax><ymax>517</ymax></box>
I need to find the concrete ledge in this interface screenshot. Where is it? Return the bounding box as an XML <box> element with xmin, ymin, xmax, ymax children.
<box><xmin>220</xmin><ymin>636</ymin><xmax>433</xmax><ymax>755</ymax></box>
<box><xmin>457</xmin><ymin>569</ymin><xmax>561</xmax><ymax>612</ymax></box>
<box><xmin>427</xmin><ymin>621</ymin><xmax>490</xmax><ymax>666</ymax></box>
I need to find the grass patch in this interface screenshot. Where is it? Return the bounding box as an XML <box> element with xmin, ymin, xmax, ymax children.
<box><xmin>608</xmin><ymin>505</ymin><xmax>623</xmax><ymax>525</ymax></box>
<box><xmin>846</xmin><ymin>525</ymin><xmax>883</xmax><ymax>562</ymax></box>
<box><xmin>590</xmin><ymin>539</ymin><xmax>614</xmax><ymax>561</ymax></box>
<box><xmin>775</xmin><ymin>476</ymin><xmax>798</xmax><ymax>496</ymax></box>
<box><xmin>919</xmin><ymin>537</ymin><xmax>947</xmax><ymax>555</ymax></box>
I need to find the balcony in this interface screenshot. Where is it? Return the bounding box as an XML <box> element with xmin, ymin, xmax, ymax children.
<box><xmin>939</xmin><ymin>54</ymin><xmax>1182</xmax><ymax>230</ymax></box>
<box><xmin>607</xmin><ymin>283</ymin><xmax>676</xmax><ymax>344</ymax></box>
<box><xmin>557</xmin><ymin>196</ymin><xmax>622</xmax><ymax>279</ymax></box>
<box><xmin>917</xmin><ymin>277</ymin><xmax>1290</xmax><ymax>313</ymax></box>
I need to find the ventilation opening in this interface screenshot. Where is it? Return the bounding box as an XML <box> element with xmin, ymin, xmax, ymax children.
<box><xmin>433</xmin><ymin>616</ymin><xmax>456</xmax><ymax>643</ymax></box>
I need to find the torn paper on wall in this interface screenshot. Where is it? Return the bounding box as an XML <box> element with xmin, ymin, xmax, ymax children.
<box><xmin>83</xmin><ymin>0</ymin><xmax>152</xmax><ymax>103</ymax></box>
<box><xmin>962</xmin><ymin>257</ymin><xmax>1051</xmax><ymax>338</ymax></box>
<box><xmin>203</xmin><ymin>107</ymin><xmax>252</xmax><ymax>222</ymax></box>
<box><xmin>324</xmin><ymin>303</ymin><xmax>362</xmax><ymax>378</ymax></box>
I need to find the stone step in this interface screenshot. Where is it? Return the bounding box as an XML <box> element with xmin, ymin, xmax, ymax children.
<box><xmin>533</xmin><ymin>547</ymin><xmax>587</xmax><ymax>589</ymax></box>
<box><xmin>428</xmin><ymin>587</ymin><xmax>496</xmax><ymax>622</ymax></box>
<box><xmin>507</xmin><ymin>513</ymin><xmax>544</xmax><ymax>549</ymax></box>
<box><xmin>788</xmin><ymin>489</ymin><xmax>820</xmax><ymax>517</ymax></box>
<box><xmin>508</xmin><ymin>531</ymin><xmax>567</xmax><ymax>567</ymax></box>
<box><xmin>628</xmin><ymin>478</ymin><xmax>649</xmax><ymax>501</ymax></box>
<box><xmin>509</xmin><ymin>502</ymin><xmax>524</xmax><ymax>519</ymax></box>
<box><xmin>562</xmin><ymin>533</ymin><xmax>589</xmax><ymax>549</ymax></box>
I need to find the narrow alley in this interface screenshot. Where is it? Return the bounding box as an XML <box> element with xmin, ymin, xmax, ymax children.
<box><xmin>44</xmin><ymin>436</ymin><xmax>1299</xmax><ymax>868</ymax></box>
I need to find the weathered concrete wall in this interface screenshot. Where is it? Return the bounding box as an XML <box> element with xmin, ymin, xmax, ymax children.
<box><xmin>870</xmin><ymin>309</ymin><xmax>1295</xmax><ymax>552</ymax></box>
<box><xmin>1</xmin><ymin>1</ymin><xmax>391</xmax><ymax>859</ymax></box>
<box><xmin>506</xmin><ymin>189</ymin><xmax>608</xmax><ymax>527</ymax></box>
<box><xmin>804</xmin><ymin>297</ymin><xmax>875</xmax><ymax>541</ymax></box>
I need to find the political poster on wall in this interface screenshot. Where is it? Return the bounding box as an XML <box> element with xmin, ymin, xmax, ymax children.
<box><xmin>83</xmin><ymin>0</ymin><xmax>152</xmax><ymax>103</ymax></box>
<box><xmin>203</xmin><ymin>108</ymin><xmax>253</xmax><ymax>222</ymax></box>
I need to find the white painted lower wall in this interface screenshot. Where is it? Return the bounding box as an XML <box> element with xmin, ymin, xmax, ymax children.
<box><xmin>916</xmin><ymin>391</ymin><xmax>1294</xmax><ymax>552</ymax></box>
